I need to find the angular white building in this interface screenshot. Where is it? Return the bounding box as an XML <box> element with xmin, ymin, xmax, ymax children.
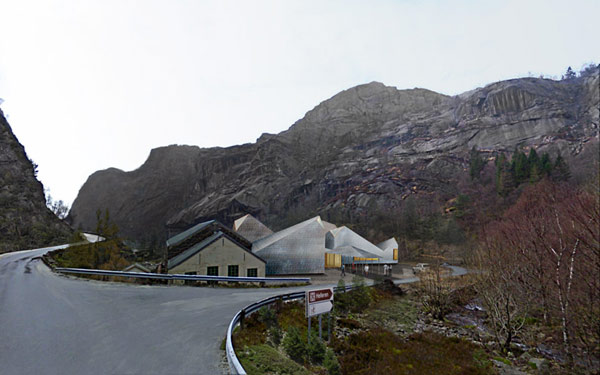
<box><xmin>234</xmin><ymin>214</ymin><xmax>398</xmax><ymax>275</ymax></box>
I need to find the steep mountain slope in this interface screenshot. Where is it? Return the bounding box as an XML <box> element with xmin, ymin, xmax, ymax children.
<box><xmin>68</xmin><ymin>70</ymin><xmax>599</xmax><ymax>243</ymax></box>
<box><xmin>0</xmin><ymin>109</ymin><xmax>72</xmax><ymax>253</ymax></box>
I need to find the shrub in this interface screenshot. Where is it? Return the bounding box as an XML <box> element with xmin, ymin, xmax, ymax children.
<box><xmin>258</xmin><ymin>306</ymin><xmax>277</xmax><ymax>328</ymax></box>
<box><xmin>323</xmin><ymin>348</ymin><xmax>341</xmax><ymax>375</ymax></box>
<box><xmin>307</xmin><ymin>331</ymin><xmax>326</xmax><ymax>364</ymax></box>
<box><xmin>283</xmin><ymin>326</ymin><xmax>306</xmax><ymax>363</ymax></box>
<box><xmin>269</xmin><ymin>325</ymin><xmax>282</xmax><ymax>347</ymax></box>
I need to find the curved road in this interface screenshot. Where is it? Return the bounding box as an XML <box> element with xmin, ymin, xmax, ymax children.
<box><xmin>0</xmin><ymin>246</ymin><xmax>468</xmax><ymax>374</ymax></box>
<box><xmin>0</xmin><ymin>246</ymin><xmax>299</xmax><ymax>375</ymax></box>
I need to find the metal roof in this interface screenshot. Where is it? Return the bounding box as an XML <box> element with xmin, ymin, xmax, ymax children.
<box><xmin>166</xmin><ymin>220</ymin><xmax>215</xmax><ymax>247</ymax></box>
<box><xmin>325</xmin><ymin>226</ymin><xmax>389</xmax><ymax>259</ymax></box>
<box><xmin>253</xmin><ymin>216</ymin><xmax>330</xmax><ymax>275</ymax></box>
<box><xmin>233</xmin><ymin>214</ymin><xmax>273</xmax><ymax>242</ymax></box>
<box><xmin>376</xmin><ymin>238</ymin><xmax>398</xmax><ymax>251</ymax></box>
<box><xmin>122</xmin><ymin>263</ymin><xmax>151</xmax><ymax>273</ymax></box>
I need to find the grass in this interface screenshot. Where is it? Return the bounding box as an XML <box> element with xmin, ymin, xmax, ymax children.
<box><xmin>493</xmin><ymin>356</ymin><xmax>512</xmax><ymax>365</ymax></box>
<box><xmin>236</xmin><ymin>344</ymin><xmax>312</xmax><ymax>375</ymax></box>
<box><xmin>362</xmin><ymin>295</ymin><xmax>419</xmax><ymax>331</ymax></box>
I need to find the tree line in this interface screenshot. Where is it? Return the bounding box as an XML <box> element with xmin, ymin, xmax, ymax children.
<box><xmin>470</xmin><ymin>147</ymin><xmax>571</xmax><ymax>196</ymax></box>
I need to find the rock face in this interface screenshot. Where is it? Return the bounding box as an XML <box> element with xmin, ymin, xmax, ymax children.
<box><xmin>0</xmin><ymin>109</ymin><xmax>72</xmax><ymax>253</ymax></box>
<box><xmin>68</xmin><ymin>69</ymin><xmax>600</xmax><ymax>243</ymax></box>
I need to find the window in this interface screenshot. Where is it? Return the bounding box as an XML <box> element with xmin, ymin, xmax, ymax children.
<box><xmin>185</xmin><ymin>271</ymin><xmax>197</xmax><ymax>275</ymax></box>
<box><xmin>247</xmin><ymin>268</ymin><xmax>258</xmax><ymax>277</ymax></box>
<box><xmin>207</xmin><ymin>266</ymin><xmax>219</xmax><ymax>276</ymax></box>
<box><xmin>227</xmin><ymin>265</ymin><xmax>239</xmax><ymax>277</ymax></box>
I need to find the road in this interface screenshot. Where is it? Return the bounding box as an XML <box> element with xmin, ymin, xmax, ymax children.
<box><xmin>0</xmin><ymin>246</ymin><xmax>468</xmax><ymax>375</ymax></box>
<box><xmin>0</xmin><ymin>246</ymin><xmax>301</xmax><ymax>375</ymax></box>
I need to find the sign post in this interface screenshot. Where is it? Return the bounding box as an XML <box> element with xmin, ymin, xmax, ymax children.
<box><xmin>306</xmin><ymin>287</ymin><xmax>334</xmax><ymax>344</ymax></box>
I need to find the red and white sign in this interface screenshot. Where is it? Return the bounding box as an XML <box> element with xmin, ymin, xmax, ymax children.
<box><xmin>306</xmin><ymin>287</ymin><xmax>334</xmax><ymax>317</ymax></box>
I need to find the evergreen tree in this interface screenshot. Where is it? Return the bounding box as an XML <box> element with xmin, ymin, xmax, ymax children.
<box><xmin>563</xmin><ymin>66</ymin><xmax>576</xmax><ymax>80</ymax></box>
<box><xmin>469</xmin><ymin>146</ymin><xmax>485</xmax><ymax>180</ymax></box>
<box><xmin>527</xmin><ymin>148</ymin><xmax>540</xmax><ymax>170</ymax></box>
<box><xmin>495</xmin><ymin>153</ymin><xmax>507</xmax><ymax>195</ymax></box>
<box><xmin>512</xmin><ymin>149</ymin><xmax>529</xmax><ymax>184</ymax></box>
<box><xmin>500</xmin><ymin>166</ymin><xmax>516</xmax><ymax>196</ymax></box>
<box><xmin>529</xmin><ymin>163</ymin><xmax>542</xmax><ymax>183</ymax></box>
<box><xmin>283</xmin><ymin>326</ymin><xmax>306</xmax><ymax>363</ymax></box>
<box><xmin>540</xmin><ymin>152</ymin><xmax>553</xmax><ymax>176</ymax></box>
<box><xmin>552</xmin><ymin>154</ymin><xmax>571</xmax><ymax>181</ymax></box>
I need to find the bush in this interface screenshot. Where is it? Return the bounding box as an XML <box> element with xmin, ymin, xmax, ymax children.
<box><xmin>283</xmin><ymin>326</ymin><xmax>306</xmax><ymax>363</ymax></box>
<box><xmin>307</xmin><ymin>331</ymin><xmax>326</xmax><ymax>364</ymax></box>
<box><xmin>258</xmin><ymin>306</ymin><xmax>277</xmax><ymax>328</ymax></box>
<box><xmin>269</xmin><ymin>325</ymin><xmax>282</xmax><ymax>347</ymax></box>
<box><xmin>323</xmin><ymin>348</ymin><xmax>341</xmax><ymax>375</ymax></box>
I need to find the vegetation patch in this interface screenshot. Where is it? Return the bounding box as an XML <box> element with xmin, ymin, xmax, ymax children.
<box><xmin>333</xmin><ymin>330</ymin><xmax>493</xmax><ymax>375</ymax></box>
<box><xmin>236</xmin><ymin>344</ymin><xmax>311</xmax><ymax>375</ymax></box>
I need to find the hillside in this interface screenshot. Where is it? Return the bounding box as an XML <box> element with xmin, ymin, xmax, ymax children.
<box><xmin>68</xmin><ymin>69</ymin><xmax>600</xmax><ymax>244</ymax></box>
<box><xmin>0</xmin><ymin>109</ymin><xmax>72</xmax><ymax>253</ymax></box>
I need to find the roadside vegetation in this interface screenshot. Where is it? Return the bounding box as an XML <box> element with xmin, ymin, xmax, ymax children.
<box><xmin>232</xmin><ymin>276</ymin><xmax>498</xmax><ymax>375</ymax></box>
<box><xmin>46</xmin><ymin>209</ymin><xmax>133</xmax><ymax>272</ymax></box>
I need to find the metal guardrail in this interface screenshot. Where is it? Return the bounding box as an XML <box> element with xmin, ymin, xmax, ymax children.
<box><xmin>226</xmin><ymin>284</ymin><xmax>356</xmax><ymax>374</ymax></box>
<box><xmin>55</xmin><ymin>267</ymin><xmax>311</xmax><ymax>284</ymax></box>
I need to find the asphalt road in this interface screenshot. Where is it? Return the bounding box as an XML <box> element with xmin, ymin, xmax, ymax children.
<box><xmin>0</xmin><ymin>246</ymin><xmax>468</xmax><ymax>375</ymax></box>
<box><xmin>0</xmin><ymin>246</ymin><xmax>303</xmax><ymax>375</ymax></box>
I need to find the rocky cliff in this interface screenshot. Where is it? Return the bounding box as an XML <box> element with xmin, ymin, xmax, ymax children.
<box><xmin>68</xmin><ymin>69</ymin><xmax>600</xmax><ymax>243</ymax></box>
<box><xmin>0</xmin><ymin>109</ymin><xmax>72</xmax><ymax>253</ymax></box>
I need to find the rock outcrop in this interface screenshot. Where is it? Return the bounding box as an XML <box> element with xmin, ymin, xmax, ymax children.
<box><xmin>68</xmin><ymin>69</ymin><xmax>600</xmax><ymax>243</ymax></box>
<box><xmin>0</xmin><ymin>109</ymin><xmax>72</xmax><ymax>253</ymax></box>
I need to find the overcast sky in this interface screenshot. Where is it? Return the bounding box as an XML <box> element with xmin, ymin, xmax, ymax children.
<box><xmin>0</xmin><ymin>0</ymin><xmax>598</xmax><ymax>207</ymax></box>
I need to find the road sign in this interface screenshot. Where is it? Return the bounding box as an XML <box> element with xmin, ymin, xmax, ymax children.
<box><xmin>306</xmin><ymin>287</ymin><xmax>333</xmax><ymax>317</ymax></box>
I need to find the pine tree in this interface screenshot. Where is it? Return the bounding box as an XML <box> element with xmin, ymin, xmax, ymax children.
<box><xmin>540</xmin><ymin>153</ymin><xmax>553</xmax><ymax>176</ymax></box>
<box><xmin>563</xmin><ymin>66</ymin><xmax>576</xmax><ymax>80</ymax></box>
<box><xmin>496</xmin><ymin>153</ymin><xmax>516</xmax><ymax>196</ymax></box>
<box><xmin>512</xmin><ymin>149</ymin><xmax>529</xmax><ymax>184</ymax></box>
<box><xmin>530</xmin><ymin>163</ymin><xmax>542</xmax><ymax>183</ymax></box>
<box><xmin>552</xmin><ymin>154</ymin><xmax>571</xmax><ymax>181</ymax></box>
<box><xmin>528</xmin><ymin>148</ymin><xmax>540</xmax><ymax>170</ymax></box>
<box><xmin>469</xmin><ymin>146</ymin><xmax>485</xmax><ymax>180</ymax></box>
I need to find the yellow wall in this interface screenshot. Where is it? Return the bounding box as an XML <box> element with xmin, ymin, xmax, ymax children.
<box><xmin>324</xmin><ymin>253</ymin><xmax>341</xmax><ymax>268</ymax></box>
<box><xmin>169</xmin><ymin>237</ymin><xmax>265</xmax><ymax>277</ymax></box>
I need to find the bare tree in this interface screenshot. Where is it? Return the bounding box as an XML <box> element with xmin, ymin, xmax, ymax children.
<box><xmin>417</xmin><ymin>258</ymin><xmax>452</xmax><ymax>320</ymax></box>
<box><xmin>45</xmin><ymin>192</ymin><xmax>69</xmax><ymax>220</ymax></box>
<box><xmin>474</xmin><ymin>231</ymin><xmax>529</xmax><ymax>353</ymax></box>
<box><xmin>478</xmin><ymin>181</ymin><xmax>599</xmax><ymax>364</ymax></box>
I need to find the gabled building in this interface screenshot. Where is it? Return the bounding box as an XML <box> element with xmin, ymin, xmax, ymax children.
<box><xmin>123</xmin><ymin>263</ymin><xmax>152</xmax><ymax>273</ymax></box>
<box><xmin>233</xmin><ymin>214</ymin><xmax>274</xmax><ymax>242</ymax></box>
<box><xmin>233</xmin><ymin>214</ymin><xmax>398</xmax><ymax>275</ymax></box>
<box><xmin>166</xmin><ymin>220</ymin><xmax>265</xmax><ymax>277</ymax></box>
<box><xmin>252</xmin><ymin>216</ymin><xmax>332</xmax><ymax>275</ymax></box>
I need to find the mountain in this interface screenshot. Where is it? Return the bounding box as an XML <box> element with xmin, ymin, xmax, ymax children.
<box><xmin>0</xmin><ymin>109</ymin><xmax>72</xmax><ymax>253</ymax></box>
<box><xmin>68</xmin><ymin>69</ymin><xmax>599</xmax><ymax>244</ymax></box>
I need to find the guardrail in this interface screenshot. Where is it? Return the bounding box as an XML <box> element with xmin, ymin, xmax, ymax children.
<box><xmin>226</xmin><ymin>284</ymin><xmax>355</xmax><ymax>374</ymax></box>
<box><xmin>55</xmin><ymin>267</ymin><xmax>311</xmax><ymax>284</ymax></box>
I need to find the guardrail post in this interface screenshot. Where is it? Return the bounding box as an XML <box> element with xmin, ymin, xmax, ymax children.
<box><xmin>240</xmin><ymin>310</ymin><xmax>245</xmax><ymax>330</ymax></box>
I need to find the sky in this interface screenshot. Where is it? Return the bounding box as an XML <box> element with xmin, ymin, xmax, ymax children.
<box><xmin>0</xmin><ymin>0</ymin><xmax>598</xmax><ymax>208</ymax></box>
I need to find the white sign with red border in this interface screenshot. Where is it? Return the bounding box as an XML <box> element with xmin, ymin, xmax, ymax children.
<box><xmin>305</xmin><ymin>287</ymin><xmax>334</xmax><ymax>317</ymax></box>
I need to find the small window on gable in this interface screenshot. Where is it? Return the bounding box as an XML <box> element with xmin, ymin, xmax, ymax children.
<box><xmin>247</xmin><ymin>268</ymin><xmax>258</xmax><ymax>277</ymax></box>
